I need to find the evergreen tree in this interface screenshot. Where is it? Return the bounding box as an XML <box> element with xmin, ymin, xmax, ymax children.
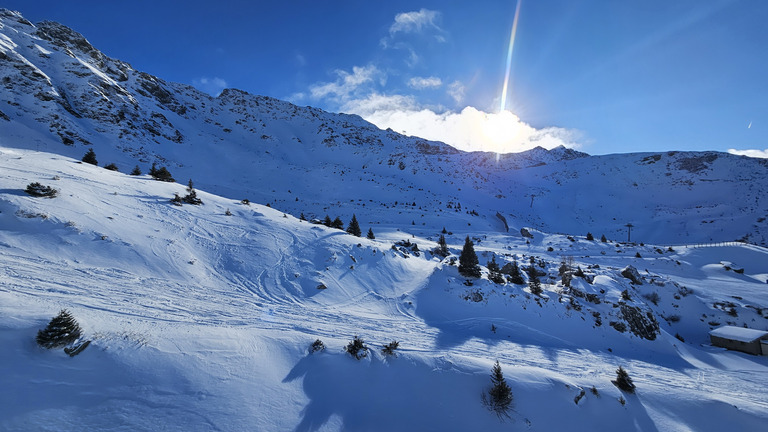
<box><xmin>82</xmin><ymin>148</ymin><xmax>98</xmax><ymax>165</ymax></box>
<box><xmin>613</xmin><ymin>366</ymin><xmax>636</xmax><ymax>393</ymax></box>
<box><xmin>150</xmin><ymin>165</ymin><xmax>174</xmax><ymax>182</ymax></box>
<box><xmin>299</xmin><ymin>212</ymin><xmax>306</xmax><ymax>221</ymax></box>
<box><xmin>433</xmin><ymin>234</ymin><xmax>449</xmax><ymax>257</ymax></box>
<box><xmin>149</xmin><ymin>162</ymin><xmax>158</xmax><ymax>177</ymax></box>
<box><xmin>346</xmin><ymin>214</ymin><xmax>362</xmax><ymax>236</ymax></box>
<box><xmin>487</xmin><ymin>256</ymin><xmax>505</xmax><ymax>284</ymax></box>
<box><xmin>586</xmin><ymin>232</ymin><xmax>594</xmax><ymax>241</ymax></box>
<box><xmin>130</xmin><ymin>165</ymin><xmax>142</xmax><ymax>176</ymax></box>
<box><xmin>36</xmin><ymin>309</ymin><xmax>82</xmax><ymax>349</ymax></box>
<box><xmin>483</xmin><ymin>360</ymin><xmax>513</xmax><ymax>418</ymax></box>
<box><xmin>500</xmin><ymin>260</ymin><xmax>524</xmax><ymax>284</ymax></box>
<box><xmin>331</xmin><ymin>216</ymin><xmax>344</xmax><ymax>230</ymax></box>
<box><xmin>366</xmin><ymin>228</ymin><xmax>375</xmax><ymax>240</ymax></box>
<box><xmin>458</xmin><ymin>236</ymin><xmax>481</xmax><ymax>278</ymax></box>
<box><xmin>104</xmin><ymin>163</ymin><xmax>119</xmax><ymax>171</ymax></box>
<box><xmin>528</xmin><ymin>266</ymin><xmax>543</xmax><ymax>295</ymax></box>
<box><xmin>323</xmin><ymin>215</ymin><xmax>332</xmax><ymax>227</ymax></box>
<box><xmin>601</xmin><ymin>234</ymin><xmax>608</xmax><ymax>243</ymax></box>
<box><xmin>25</xmin><ymin>182</ymin><xmax>58</xmax><ymax>198</ymax></box>
<box><xmin>181</xmin><ymin>179</ymin><xmax>203</xmax><ymax>205</ymax></box>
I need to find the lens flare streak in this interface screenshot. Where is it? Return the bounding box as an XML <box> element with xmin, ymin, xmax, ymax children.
<box><xmin>499</xmin><ymin>0</ymin><xmax>522</xmax><ymax>113</ymax></box>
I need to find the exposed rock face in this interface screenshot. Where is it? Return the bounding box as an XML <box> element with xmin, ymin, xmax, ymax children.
<box><xmin>621</xmin><ymin>265</ymin><xmax>643</xmax><ymax>285</ymax></box>
<box><xmin>619</xmin><ymin>304</ymin><xmax>659</xmax><ymax>340</ymax></box>
<box><xmin>520</xmin><ymin>228</ymin><xmax>534</xmax><ymax>239</ymax></box>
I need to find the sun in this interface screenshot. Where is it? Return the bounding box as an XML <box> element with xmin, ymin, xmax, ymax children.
<box><xmin>481</xmin><ymin>110</ymin><xmax>523</xmax><ymax>153</ymax></box>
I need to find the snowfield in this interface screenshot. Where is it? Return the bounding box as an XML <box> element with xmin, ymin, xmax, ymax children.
<box><xmin>2</xmin><ymin>148</ymin><xmax>767</xmax><ymax>431</ymax></box>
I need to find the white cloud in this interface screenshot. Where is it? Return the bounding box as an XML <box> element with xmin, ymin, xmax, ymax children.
<box><xmin>728</xmin><ymin>148</ymin><xmax>768</xmax><ymax>159</ymax></box>
<box><xmin>350</xmin><ymin>100</ymin><xmax>580</xmax><ymax>154</ymax></box>
<box><xmin>447</xmin><ymin>81</ymin><xmax>465</xmax><ymax>104</ymax></box>
<box><xmin>407</xmin><ymin>76</ymin><xmax>442</xmax><ymax>89</ymax></box>
<box><xmin>192</xmin><ymin>77</ymin><xmax>228</xmax><ymax>97</ymax></box>
<box><xmin>309</xmin><ymin>65</ymin><xmax>382</xmax><ymax>100</ymax></box>
<box><xmin>389</xmin><ymin>9</ymin><xmax>442</xmax><ymax>36</ymax></box>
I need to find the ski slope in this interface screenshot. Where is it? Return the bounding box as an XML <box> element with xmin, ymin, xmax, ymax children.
<box><xmin>2</xmin><ymin>148</ymin><xmax>767</xmax><ymax>431</ymax></box>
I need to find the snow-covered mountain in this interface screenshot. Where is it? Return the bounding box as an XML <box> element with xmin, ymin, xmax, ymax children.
<box><xmin>2</xmin><ymin>9</ymin><xmax>768</xmax><ymax>431</ymax></box>
<box><xmin>1</xmin><ymin>8</ymin><xmax>766</xmax><ymax>247</ymax></box>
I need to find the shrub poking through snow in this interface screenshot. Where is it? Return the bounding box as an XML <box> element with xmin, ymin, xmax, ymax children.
<box><xmin>149</xmin><ymin>163</ymin><xmax>175</xmax><ymax>182</ymax></box>
<box><xmin>483</xmin><ymin>360</ymin><xmax>513</xmax><ymax>419</ymax></box>
<box><xmin>613</xmin><ymin>366</ymin><xmax>636</xmax><ymax>393</ymax></box>
<box><xmin>310</xmin><ymin>339</ymin><xmax>325</xmax><ymax>353</ymax></box>
<box><xmin>25</xmin><ymin>182</ymin><xmax>58</xmax><ymax>198</ymax></box>
<box><xmin>344</xmin><ymin>336</ymin><xmax>369</xmax><ymax>360</ymax></box>
<box><xmin>104</xmin><ymin>163</ymin><xmax>119</xmax><ymax>171</ymax></box>
<box><xmin>36</xmin><ymin>309</ymin><xmax>82</xmax><ymax>349</ymax></box>
<box><xmin>130</xmin><ymin>165</ymin><xmax>142</xmax><ymax>176</ymax></box>
<box><xmin>381</xmin><ymin>341</ymin><xmax>399</xmax><ymax>356</ymax></box>
<box><xmin>366</xmin><ymin>228</ymin><xmax>375</xmax><ymax>240</ymax></box>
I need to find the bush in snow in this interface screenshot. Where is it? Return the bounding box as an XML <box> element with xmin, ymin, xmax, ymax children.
<box><xmin>331</xmin><ymin>216</ymin><xmax>344</xmax><ymax>230</ymax></box>
<box><xmin>130</xmin><ymin>165</ymin><xmax>142</xmax><ymax>176</ymax></box>
<box><xmin>586</xmin><ymin>232</ymin><xmax>594</xmax><ymax>241</ymax></box>
<box><xmin>36</xmin><ymin>309</ymin><xmax>82</xmax><ymax>349</ymax></box>
<box><xmin>482</xmin><ymin>360</ymin><xmax>513</xmax><ymax>419</ymax></box>
<box><xmin>104</xmin><ymin>163</ymin><xmax>119</xmax><ymax>171</ymax></box>
<box><xmin>149</xmin><ymin>162</ymin><xmax>175</xmax><ymax>182</ymax></box>
<box><xmin>25</xmin><ymin>182</ymin><xmax>58</xmax><ymax>198</ymax></box>
<box><xmin>613</xmin><ymin>366</ymin><xmax>636</xmax><ymax>393</ymax></box>
<box><xmin>310</xmin><ymin>339</ymin><xmax>325</xmax><ymax>353</ymax></box>
<box><xmin>81</xmin><ymin>148</ymin><xmax>98</xmax><ymax>165</ymax></box>
<box><xmin>344</xmin><ymin>336</ymin><xmax>369</xmax><ymax>360</ymax></box>
<box><xmin>528</xmin><ymin>266</ymin><xmax>543</xmax><ymax>296</ymax></box>
<box><xmin>366</xmin><ymin>228</ymin><xmax>375</xmax><ymax>239</ymax></box>
<box><xmin>381</xmin><ymin>340</ymin><xmax>400</xmax><ymax>356</ymax></box>
<box><xmin>181</xmin><ymin>179</ymin><xmax>203</xmax><ymax>205</ymax></box>
<box><xmin>458</xmin><ymin>236</ymin><xmax>481</xmax><ymax>278</ymax></box>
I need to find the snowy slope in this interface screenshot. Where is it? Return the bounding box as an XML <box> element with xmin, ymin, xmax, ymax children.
<box><xmin>2</xmin><ymin>148</ymin><xmax>767</xmax><ymax>431</ymax></box>
<box><xmin>1</xmin><ymin>8</ymin><xmax>767</xmax><ymax>249</ymax></box>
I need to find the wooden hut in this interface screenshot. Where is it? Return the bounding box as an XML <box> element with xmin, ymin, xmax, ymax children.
<box><xmin>709</xmin><ymin>326</ymin><xmax>768</xmax><ymax>356</ymax></box>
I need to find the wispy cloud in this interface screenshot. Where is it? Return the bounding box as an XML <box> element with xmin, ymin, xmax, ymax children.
<box><xmin>192</xmin><ymin>77</ymin><xmax>228</xmax><ymax>97</ymax></box>
<box><xmin>728</xmin><ymin>148</ymin><xmax>768</xmax><ymax>159</ymax></box>
<box><xmin>309</xmin><ymin>65</ymin><xmax>383</xmax><ymax>100</ymax></box>
<box><xmin>389</xmin><ymin>9</ymin><xmax>442</xmax><ymax>36</ymax></box>
<box><xmin>447</xmin><ymin>81</ymin><xmax>465</xmax><ymax>104</ymax></box>
<box><xmin>407</xmin><ymin>76</ymin><xmax>442</xmax><ymax>90</ymax></box>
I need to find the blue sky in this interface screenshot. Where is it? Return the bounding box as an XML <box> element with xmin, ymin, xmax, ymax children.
<box><xmin>4</xmin><ymin>0</ymin><xmax>767</xmax><ymax>156</ymax></box>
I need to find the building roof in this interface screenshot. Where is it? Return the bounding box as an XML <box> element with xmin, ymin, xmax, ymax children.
<box><xmin>710</xmin><ymin>326</ymin><xmax>768</xmax><ymax>343</ymax></box>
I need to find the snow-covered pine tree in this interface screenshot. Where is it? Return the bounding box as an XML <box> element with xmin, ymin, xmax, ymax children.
<box><xmin>36</xmin><ymin>309</ymin><xmax>82</xmax><ymax>349</ymax></box>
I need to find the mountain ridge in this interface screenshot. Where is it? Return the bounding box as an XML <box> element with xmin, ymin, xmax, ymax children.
<box><xmin>0</xmin><ymin>9</ymin><xmax>766</xmax><ymax>247</ymax></box>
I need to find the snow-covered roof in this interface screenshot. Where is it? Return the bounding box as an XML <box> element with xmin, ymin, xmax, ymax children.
<box><xmin>710</xmin><ymin>326</ymin><xmax>768</xmax><ymax>343</ymax></box>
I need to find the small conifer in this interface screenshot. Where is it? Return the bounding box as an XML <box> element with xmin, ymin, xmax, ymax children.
<box><xmin>36</xmin><ymin>309</ymin><xmax>82</xmax><ymax>349</ymax></box>
<box><xmin>483</xmin><ymin>360</ymin><xmax>513</xmax><ymax>418</ymax></box>
<box><xmin>367</xmin><ymin>228</ymin><xmax>375</xmax><ymax>239</ymax></box>
<box><xmin>458</xmin><ymin>236</ymin><xmax>481</xmax><ymax>278</ymax></box>
<box><xmin>130</xmin><ymin>165</ymin><xmax>142</xmax><ymax>176</ymax></box>
<box><xmin>82</xmin><ymin>148</ymin><xmax>98</xmax><ymax>165</ymax></box>
<box><xmin>346</xmin><ymin>214</ymin><xmax>362</xmax><ymax>237</ymax></box>
<box><xmin>613</xmin><ymin>366</ymin><xmax>636</xmax><ymax>393</ymax></box>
